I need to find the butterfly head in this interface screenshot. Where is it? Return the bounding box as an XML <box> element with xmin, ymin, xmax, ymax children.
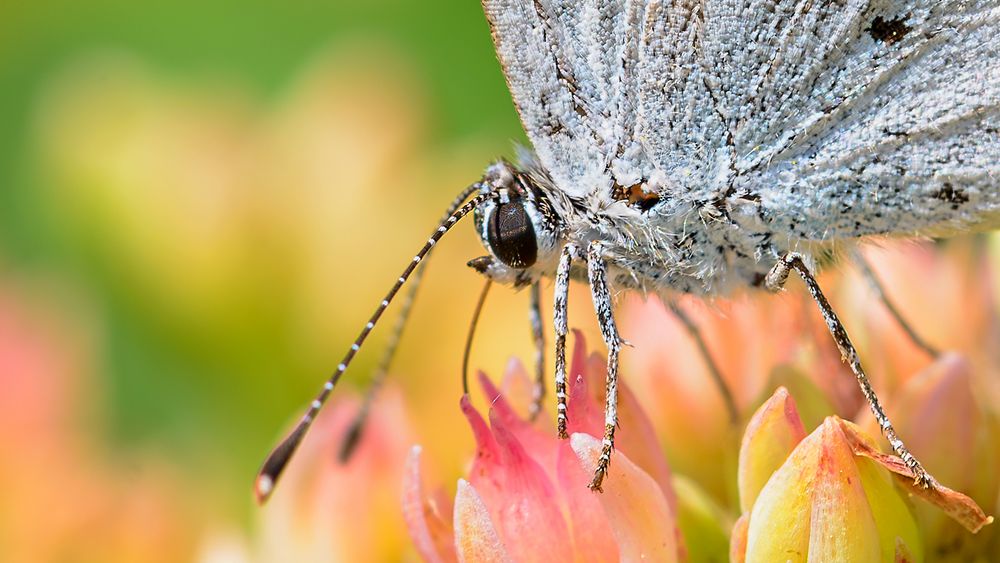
<box><xmin>469</xmin><ymin>161</ymin><xmax>562</xmax><ymax>286</ymax></box>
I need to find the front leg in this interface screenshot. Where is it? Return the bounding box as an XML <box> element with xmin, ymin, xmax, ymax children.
<box><xmin>586</xmin><ymin>241</ymin><xmax>623</xmax><ymax>492</ymax></box>
<box><xmin>553</xmin><ymin>243</ymin><xmax>579</xmax><ymax>439</ymax></box>
<box><xmin>767</xmin><ymin>253</ymin><xmax>935</xmax><ymax>488</ymax></box>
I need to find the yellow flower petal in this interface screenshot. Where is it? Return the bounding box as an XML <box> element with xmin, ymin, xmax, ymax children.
<box><xmin>745</xmin><ymin>418</ymin><xmax>889</xmax><ymax>562</ymax></box>
<box><xmin>807</xmin><ymin>420</ymin><xmax>881</xmax><ymax>562</ymax></box>
<box><xmin>738</xmin><ymin>386</ymin><xmax>807</xmax><ymax>512</ymax></box>
<box><xmin>453</xmin><ymin>480</ymin><xmax>511</xmax><ymax>563</ymax></box>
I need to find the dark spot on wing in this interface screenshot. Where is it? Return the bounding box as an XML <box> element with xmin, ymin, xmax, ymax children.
<box><xmin>867</xmin><ymin>15</ymin><xmax>912</xmax><ymax>45</ymax></box>
<box><xmin>933</xmin><ymin>183</ymin><xmax>969</xmax><ymax>208</ymax></box>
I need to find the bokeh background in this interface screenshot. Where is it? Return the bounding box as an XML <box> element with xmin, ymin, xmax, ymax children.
<box><xmin>0</xmin><ymin>1</ymin><xmax>546</xmax><ymax>560</ymax></box>
<box><xmin>2</xmin><ymin>2</ymin><xmax>998</xmax><ymax>562</ymax></box>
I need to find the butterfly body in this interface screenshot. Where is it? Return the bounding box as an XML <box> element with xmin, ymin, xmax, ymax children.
<box><xmin>474</xmin><ymin>157</ymin><xmax>780</xmax><ymax>296</ymax></box>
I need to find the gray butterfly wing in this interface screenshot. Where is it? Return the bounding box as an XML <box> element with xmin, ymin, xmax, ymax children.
<box><xmin>709</xmin><ymin>0</ymin><xmax>1000</xmax><ymax>240</ymax></box>
<box><xmin>482</xmin><ymin>0</ymin><xmax>728</xmax><ymax>200</ymax></box>
<box><xmin>485</xmin><ymin>0</ymin><xmax>999</xmax><ymax>237</ymax></box>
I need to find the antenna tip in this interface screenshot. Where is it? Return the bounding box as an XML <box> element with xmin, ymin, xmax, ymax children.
<box><xmin>254</xmin><ymin>474</ymin><xmax>274</xmax><ymax>505</ymax></box>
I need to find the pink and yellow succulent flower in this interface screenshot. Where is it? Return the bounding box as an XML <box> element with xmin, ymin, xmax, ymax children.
<box><xmin>403</xmin><ymin>334</ymin><xmax>684</xmax><ymax>562</ymax></box>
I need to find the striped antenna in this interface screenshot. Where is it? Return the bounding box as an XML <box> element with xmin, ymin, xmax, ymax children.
<box><xmin>254</xmin><ymin>184</ymin><xmax>498</xmax><ymax>504</ymax></box>
<box><xmin>337</xmin><ymin>185</ymin><xmax>490</xmax><ymax>463</ymax></box>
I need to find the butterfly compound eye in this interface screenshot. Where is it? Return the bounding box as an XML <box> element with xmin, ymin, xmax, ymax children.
<box><xmin>486</xmin><ymin>201</ymin><xmax>538</xmax><ymax>269</ymax></box>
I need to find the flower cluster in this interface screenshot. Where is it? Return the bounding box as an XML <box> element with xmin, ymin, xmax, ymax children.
<box><xmin>403</xmin><ymin>334</ymin><xmax>684</xmax><ymax>562</ymax></box>
<box><xmin>393</xmin><ymin>241</ymin><xmax>998</xmax><ymax>562</ymax></box>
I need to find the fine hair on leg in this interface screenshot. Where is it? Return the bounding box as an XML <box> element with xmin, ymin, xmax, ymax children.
<box><xmin>553</xmin><ymin>243</ymin><xmax>578</xmax><ymax>439</ymax></box>
<box><xmin>586</xmin><ymin>241</ymin><xmax>623</xmax><ymax>493</ymax></box>
<box><xmin>528</xmin><ymin>281</ymin><xmax>546</xmax><ymax>421</ymax></box>
<box><xmin>767</xmin><ymin>252</ymin><xmax>935</xmax><ymax>488</ymax></box>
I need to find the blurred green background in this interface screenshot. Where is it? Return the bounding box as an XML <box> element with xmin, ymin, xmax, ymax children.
<box><xmin>0</xmin><ymin>2</ymin><xmax>549</xmax><ymax>560</ymax></box>
<box><xmin>8</xmin><ymin>4</ymin><xmax>999</xmax><ymax>562</ymax></box>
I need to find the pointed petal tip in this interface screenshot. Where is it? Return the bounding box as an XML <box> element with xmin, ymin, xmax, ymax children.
<box><xmin>738</xmin><ymin>386</ymin><xmax>807</xmax><ymax>512</ymax></box>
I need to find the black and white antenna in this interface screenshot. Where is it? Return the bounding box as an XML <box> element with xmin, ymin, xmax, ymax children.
<box><xmin>254</xmin><ymin>184</ymin><xmax>499</xmax><ymax>503</ymax></box>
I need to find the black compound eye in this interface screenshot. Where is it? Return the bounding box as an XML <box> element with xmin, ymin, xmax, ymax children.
<box><xmin>486</xmin><ymin>201</ymin><xmax>537</xmax><ymax>269</ymax></box>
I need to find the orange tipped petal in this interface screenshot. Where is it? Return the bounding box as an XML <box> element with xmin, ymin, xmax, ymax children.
<box><xmin>738</xmin><ymin>387</ymin><xmax>807</xmax><ymax>512</ymax></box>
<box><xmin>453</xmin><ymin>480</ymin><xmax>511</xmax><ymax>563</ymax></box>
<box><xmin>729</xmin><ymin>513</ymin><xmax>749</xmax><ymax>563</ymax></box>
<box><xmin>836</xmin><ymin>418</ymin><xmax>994</xmax><ymax>534</ymax></box>
<box><xmin>743</xmin><ymin>421</ymin><xmax>823</xmax><ymax>561</ymax></box>
<box><xmin>401</xmin><ymin>447</ymin><xmax>456</xmax><ymax>563</ymax></box>
<box><xmin>570</xmin><ymin>433</ymin><xmax>679</xmax><ymax>563</ymax></box>
<box><xmin>807</xmin><ymin>421</ymin><xmax>881</xmax><ymax>561</ymax></box>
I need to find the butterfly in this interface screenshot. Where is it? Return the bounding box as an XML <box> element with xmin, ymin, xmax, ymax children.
<box><xmin>256</xmin><ymin>0</ymin><xmax>1000</xmax><ymax>502</ymax></box>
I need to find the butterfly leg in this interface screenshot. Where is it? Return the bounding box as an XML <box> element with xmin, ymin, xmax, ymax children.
<box><xmin>853</xmin><ymin>250</ymin><xmax>939</xmax><ymax>358</ymax></box>
<box><xmin>553</xmin><ymin>243</ymin><xmax>579</xmax><ymax>439</ymax></box>
<box><xmin>666</xmin><ymin>300</ymin><xmax>739</xmax><ymax>425</ymax></box>
<box><xmin>586</xmin><ymin>241</ymin><xmax>623</xmax><ymax>492</ymax></box>
<box><xmin>527</xmin><ymin>281</ymin><xmax>546</xmax><ymax>421</ymax></box>
<box><xmin>767</xmin><ymin>253</ymin><xmax>935</xmax><ymax>488</ymax></box>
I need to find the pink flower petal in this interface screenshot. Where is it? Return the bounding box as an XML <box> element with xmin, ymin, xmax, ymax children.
<box><xmin>478</xmin><ymin>370</ymin><xmax>557</xmax><ymax>477</ymax></box>
<box><xmin>613</xmin><ymin>376</ymin><xmax>679</xmax><ymax>514</ymax></box>
<box><xmin>462</xmin><ymin>395</ymin><xmax>574</xmax><ymax>560</ymax></box>
<box><xmin>738</xmin><ymin>386</ymin><xmax>807</xmax><ymax>512</ymax></box>
<box><xmin>401</xmin><ymin>446</ymin><xmax>457</xmax><ymax>563</ymax></box>
<box><xmin>555</xmin><ymin>442</ymin><xmax>620</xmax><ymax>563</ymax></box>
<box><xmin>453</xmin><ymin>480</ymin><xmax>511</xmax><ymax>563</ymax></box>
<box><xmin>565</xmin><ymin>332</ymin><xmax>603</xmax><ymax>438</ymax></box>
<box><xmin>570</xmin><ymin>433</ymin><xmax>679</xmax><ymax>562</ymax></box>
<box><xmin>479</xmin><ymin>409</ymin><xmax>573</xmax><ymax>560</ymax></box>
<box><xmin>499</xmin><ymin>357</ymin><xmax>536</xmax><ymax>415</ymax></box>
<box><xmin>567</xmin><ymin>330</ymin><xmax>677</xmax><ymax>507</ymax></box>
<box><xmin>461</xmin><ymin>394</ymin><xmax>502</xmax><ymax>487</ymax></box>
